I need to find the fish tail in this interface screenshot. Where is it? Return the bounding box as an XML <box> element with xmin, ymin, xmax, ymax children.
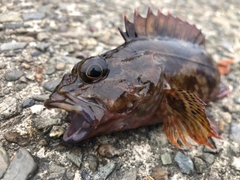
<box><xmin>161</xmin><ymin>89</ymin><xmax>221</xmax><ymax>149</ymax></box>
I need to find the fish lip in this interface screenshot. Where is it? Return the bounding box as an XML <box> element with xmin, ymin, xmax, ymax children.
<box><xmin>44</xmin><ymin>99</ymin><xmax>84</xmax><ymax>114</ymax></box>
<box><xmin>44</xmin><ymin>92</ymin><xmax>105</xmax><ymax>143</ymax></box>
<box><xmin>44</xmin><ymin>92</ymin><xmax>102</xmax><ymax>114</ymax></box>
<box><xmin>44</xmin><ymin>92</ymin><xmax>70</xmax><ymax>109</ymax></box>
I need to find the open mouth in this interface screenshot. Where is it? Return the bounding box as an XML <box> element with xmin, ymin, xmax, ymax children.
<box><xmin>63</xmin><ymin>111</ymin><xmax>93</xmax><ymax>142</ymax></box>
<box><xmin>44</xmin><ymin>92</ymin><xmax>104</xmax><ymax>143</ymax></box>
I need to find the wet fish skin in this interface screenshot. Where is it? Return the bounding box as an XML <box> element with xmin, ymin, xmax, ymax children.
<box><xmin>44</xmin><ymin>7</ymin><xmax>230</xmax><ymax>149</ymax></box>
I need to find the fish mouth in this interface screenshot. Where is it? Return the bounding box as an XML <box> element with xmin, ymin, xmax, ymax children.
<box><xmin>44</xmin><ymin>92</ymin><xmax>105</xmax><ymax>143</ymax></box>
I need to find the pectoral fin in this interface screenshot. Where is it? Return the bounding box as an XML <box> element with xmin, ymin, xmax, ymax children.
<box><xmin>161</xmin><ymin>89</ymin><xmax>221</xmax><ymax>149</ymax></box>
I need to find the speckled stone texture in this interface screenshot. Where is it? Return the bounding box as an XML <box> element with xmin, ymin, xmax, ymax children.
<box><xmin>0</xmin><ymin>0</ymin><xmax>239</xmax><ymax>179</ymax></box>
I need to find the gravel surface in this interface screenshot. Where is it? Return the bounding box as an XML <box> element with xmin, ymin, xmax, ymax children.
<box><xmin>0</xmin><ymin>0</ymin><xmax>240</xmax><ymax>179</ymax></box>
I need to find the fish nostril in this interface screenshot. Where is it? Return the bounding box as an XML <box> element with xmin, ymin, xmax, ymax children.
<box><xmin>58</xmin><ymin>85</ymin><xmax>75</xmax><ymax>94</ymax></box>
<box><xmin>62</xmin><ymin>73</ymin><xmax>77</xmax><ymax>86</ymax></box>
<box><xmin>49</xmin><ymin>92</ymin><xmax>66</xmax><ymax>101</ymax></box>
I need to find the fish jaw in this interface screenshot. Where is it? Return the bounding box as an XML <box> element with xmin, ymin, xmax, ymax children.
<box><xmin>63</xmin><ymin>112</ymin><xmax>95</xmax><ymax>143</ymax></box>
<box><xmin>44</xmin><ymin>91</ymin><xmax>105</xmax><ymax>143</ymax></box>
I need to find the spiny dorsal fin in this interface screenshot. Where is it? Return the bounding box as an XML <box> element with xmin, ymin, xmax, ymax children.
<box><xmin>119</xmin><ymin>7</ymin><xmax>205</xmax><ymax>45</ymax></box>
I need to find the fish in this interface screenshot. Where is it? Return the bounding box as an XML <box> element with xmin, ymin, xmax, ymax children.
<box><xmin>44</xmin><ymin>7</ymin><xmax>231</xmax><ymax>149</ymax></box>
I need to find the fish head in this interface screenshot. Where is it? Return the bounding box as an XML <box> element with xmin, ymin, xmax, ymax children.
<box><xmin>44</xmin><ymin>52</ymin><xmax>164</xmax><ymax>143</ymax></box>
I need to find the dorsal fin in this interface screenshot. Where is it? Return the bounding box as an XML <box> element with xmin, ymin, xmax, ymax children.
<box><xmin>119</xmin><ymin>7</ymin><xmax>205</xmax><ymax>45</ymax></box>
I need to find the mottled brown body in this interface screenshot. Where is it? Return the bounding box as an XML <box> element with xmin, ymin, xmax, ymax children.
<box><xmin>104</xmin><ymin>39</ymin><xmax>220</xmax><ymax>102</ymax></box>
<box><xmin>45</xmin><ymin>8</ymin><xmax>229</xmax><ymax>148</ymax></box>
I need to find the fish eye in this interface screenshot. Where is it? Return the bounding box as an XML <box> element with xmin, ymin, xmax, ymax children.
<box><xmin>79</xmin><ymin>57</ymin><xmax>108</xmax><ymax>83</ymax></box>
<box><xmin>86</xmin><ymin>64</ymin><xmax>103</xmax><ymax>79</ymax></box>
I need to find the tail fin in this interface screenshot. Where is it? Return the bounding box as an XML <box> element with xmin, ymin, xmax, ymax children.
<box><xmin>161</xmin><ymin>89</ymin><xmax>221</xmax><ymax>149</ymax></box>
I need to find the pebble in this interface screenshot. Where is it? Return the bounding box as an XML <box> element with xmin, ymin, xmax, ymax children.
<box><xmin>14</xmin><ymin>83</ymin><xmax>27</xmax><ymax>92</ymax></box>
<box><xmin>0</xmin><ymin>143</ymin><xmax>9</xmax><ymax>178</ymax></box>
<box><xmin>35</xmin><ymin>73</ymin><xmax>42</xmax><ymax>82</ymax></box>
<box><xmin>22</xmin><ymin>12</ymin><xmax>45</xmax><ymax>21</ymax></box>
<box><xmin>87</xmin><ymin>155</ymin><xmax>98</xmax><ymax>171</ymax></box>
<box><xmin>149</xmin><ymin>128</ymin><xmax>169</xmax><ymax>147</ymax></box>
<box><xmin>66</xmin><ymin>150</ymin><xmax>83</xmax><ymax>168</ymax></box>
<box><xmin>0</xmin><ymin>63</ymin><xmax>6</xmax><ymax>69</ymax></box>
<box><xmin>109</xmin><ymin>35</ymin><xmax>124</xmax><ymax>46</ymax></box>
<box><xmin>48</xmin><ymin>46</ymin><xmax>55</xmax><ymax>54</ymax></box>
<box><xmin>174</xmin><ymin>152</ymin><xmax>194</xmax><ymax>174</ymax></box>
<box><xmin>194</xmin><ymin>157</ymin><xmax>207</xmax><ymax>173</ymax></box>
<box><xmin>122</xmin><ymin>168</ymin><xmax>137</xmax><ymax>180</ymax></box>
<box><xmin>88</xmin><ymin>22</ymin><xmax>99</xmax><ymax>32</ymax></box>
<box><xmin>76</xmin><ymin>52</ymin><xmax>88</xmax><ymax>59</ymax></box>
<box><xmin>30</xmin><ymin>50</ymin><xmax>42</xmax><ymax>57</ymax></box>
<box><xmin>5</xmin><ymin>23</ymin><xmax>23</xmax><ymax>29</ymax></box>
<box><xmin>36</xmin><ymin>42</ymin><xmax>51</xmax><ymax>52</ymax></box>
<box><xmin>30</xmin><ymin>104</ymin><xmax>45</xmax><ymax>114</ymax></box>
<box><xmin>93</xmin><ymin>162</ymin><xmax>115</xmax><ymax>180</ymax></box>
<box><xmin>16</xmin><ymin>36</ymin><xmax>35</xmax><ymax>42</ymax></box>
<box><xmin>99</xmin><ymin>32</ymin><xmax>111</xmax><ymax>44</ymax></box>
<box><xmin>61</xmin><ymin>31</ymin><xmax>85</xmax><ymax>38</ymax></box>
<box><xmin>66</xmin><ymin>170</ymin><xmax>75</xmax><ymax>180</ymax></box>
<box><xmin>218</xmin><ymin>119</ymin><xmax>226</xmax><ymax>133</ymax></box>
<box><xmin>22</xmin><ymin>98</ymin><xmax>35</xmax><ymax>108</ymax></box>
<box><xmin>49</xmin><ymin>126</ymin><xmax>65</xmax><ymax>139</ymax></box>
<box><xmin>81</xmin><ymin>170</ymin><xmax>91</xmax><ymax>180</ymax></box>
<box><xmin>218</xmin><ymin>111</ymin><xmax>232</xmax><ymax>123</ymax></box>
<box><xmin>202</xmin><ymin>153</ymin><xmax>215</xmax><ymax>166</ymax></box>
<box><xmin>3</xmin><ymin>148</ymin><xmax>38</xmax><ymax>180</ymax></box>
<box><xmin>55</xmin><ymin>62</ymin><xmax>66</xmax><ymax>71</ymax></box>
<box><xmin>203</xmin><ymin>145</ymin><xmax>218</xmax><ymax>154</ymax></box>
<box><xmin>208</xmin><ymin>170</ymin><xmax>221</xmax><ymax>180</ymax></box>
<box><xmin>48</xmin><ymin>163</ymin><xmax>66</xmax><ymax>179</ymax></box>
<box><xmin>220</xmin><ymin>42</ymin><xmax>234</xmax><ymax>53</ymax></box>
<box><xmin>32</xmin><ymin>114</ymin><xmax>62</xmax><ymax>130</ymax></box>
<box><xmin>0</xmin><ymin>13</ymin><xmax>22</xmax><ymax>22</ymax></box>
<box><xmin>98</xmin><ymin>144</ymin><xmax>120</xmax><ymax>158</ymax></box>
<box><xmin>234</xmin><ymin>98</ymin><xmax>240</xmax><ymax>105</ymax></box>
<box><xmin>231</xmin><ymin>157</ymin><xmax>240</xmax><ymax>171</ymax></box>
<box><xmin>4</xmin><ymin>131</ymin><xmax>30</xmax><ymax>146</ymax></box>
<box><xmin>54</xmin><ymin>56</ymin><xmax>80</xmax><ymax>64</ymax></box>
<box><xmin>22</xmin><ymin>63</ymin><xmax>30</xmax><ymax>69</ymax></box>
<box><xmin>65</xmin><ymin>45</ymin><xmax>75</xmax><ymax>53</ymax></box>
<box><xmin>80</xmin><ymin>38</ymin><xmax>98</xmax><ymax>46</ymax></box>
<box><xmin>15</xmin><ymin>28</ymin><xmax>28</xmax><ymax>34</ymax></box>
<box><xmin>0</xmin><ymin>97</ymin><xmax>18</xmax><ymax>121</ymax></box>
<box><xmin>38</xmin><ymin>139</ymin><xmax>48</xmax><ymax>147</ymax></box>
<box><xmin>3</xmin><ymin>88</ymin><xmax>11</xmax><ymax>95</ymax></box>
<box><xmin>46</xmin><ymin>65</ymin><xmax>56</xmax><ymax>75</ymax></box>
<box><xmin>25</xmin><ymin>73</ymin><xmax>35</xmax><ymax>81</ymax></box>
<box><xmin>161</xmin><ymin>153</ymin><xmax>172</xmax><ymax>165</ymax></box>
<box><xmin>37</xmin><ymin>32</ymin><xmax>50</xmax><ymax>41</ymax></box>
<box><xmin>31</xmin><ymin>106</ymin><xmax>65</xmax><ymax>132</ymax></box>
<box><xmin>228</xmin><ymin>144</ymin><xmax>239</xmax><ymax>156</ymax></box>
<box><xmin>1</xmin><ymin>42</ymin><xmax>27</xmax><ymax>51</ymax></box>
<box><xmin>230</xmin><ymin>123</ymin><xmax>240</xmax><ymax>144</ymax></box>
<box><xmin>38</xmin><ymin>4</ymin><xmax>54</xmax><ymax>14</ymax></box>
<box><xmin>43</xmin><ymin>79</ymin><xmax>61</xmax><ymax>92</ymax></box>
<box><xmin>4</xmin><ymin>51</ymin><xmax>16</xmax><ymax>57</ymax></box>
<box><xmin>150</xmin><ymin>167</ymin><xmax>168</xmax><ymax>180</ymax></box>
<box><xmin>5</xmin><ymin>70</ymin><xmax>24</xmax><ymax>81</ymax></box>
